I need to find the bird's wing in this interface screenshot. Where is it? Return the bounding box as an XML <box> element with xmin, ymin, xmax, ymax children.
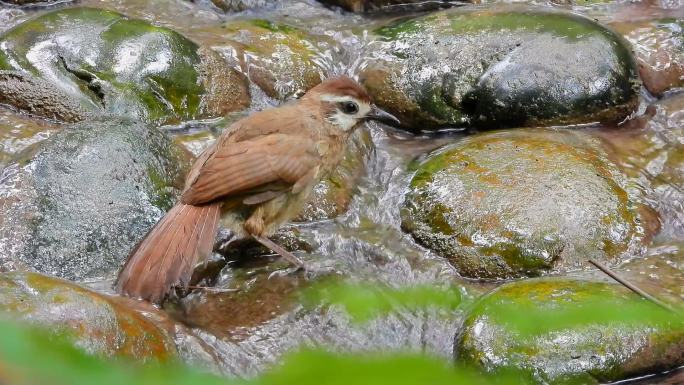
<box><xmin>180</xmin><ymin>133</ymin><xmax>321</xmax><ymax>205</ymax></box>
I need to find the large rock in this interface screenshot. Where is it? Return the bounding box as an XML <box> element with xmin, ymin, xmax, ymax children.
<box><xmin>401</xmin><ymin>129</ymin><xmax>655</xmax><ymax>279</ymax></box>
<box><xmin>360</xmin><ymin>6</ymin><xmax>640</xmax><ymax>130</ymax></box>
<box><xmin>456</xmin><ymin>278</ymin><xmax>684</xmax><ymax>384</ymax></box>
<box><xmin>0</xmin><ymin>272</ymin><xmax>176</xmax><ymax>361</ymax></box>
<box><xmin>0</xmin><ymin>7</ymin><xmax>250</xmax><ymax>123</ymax></box>
<box><xmin>0</xmin><ymin>118</ymin><xmax>191</xmax><ymax>280</ymax></box>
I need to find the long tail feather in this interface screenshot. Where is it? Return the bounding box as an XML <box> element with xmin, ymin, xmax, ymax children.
<box><xmin>115</xmin><ymin>202</ymin><xmax>220</xmax><ymax>303</ymax></box>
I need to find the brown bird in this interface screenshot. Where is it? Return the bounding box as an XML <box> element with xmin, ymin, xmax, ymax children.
<box><xmin>115</xmin><ymin>76</ymin><xmax>399</xmax><ymax>303</ymax></box>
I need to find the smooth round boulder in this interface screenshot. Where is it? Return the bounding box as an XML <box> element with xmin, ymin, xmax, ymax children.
<box><xmin>0</xmin><ymin>118</ymin><xmax>191</xmax><ymax>281</ymax></box>
<box><xmin>0</xmin><ymin>272</ymin><xmax>176</xmax><ymax>361</ymax></box>
<box><xmin>0</xmin><ymin>7</ymin><xmax>250</xmax><ymax>123</ymax></box>
<box><xmin>456</xmin><ymin>278</ymin><xmax>684</xmax><ymax>384</ymax></box>
<box><xmin>401</xmin><ymin>128</ymin><xmax>654</xmax><ymax>279</ymax></box>
<box><xmin>360</xmin><ymin>6</ymin><xmax>640</xmax><ymax>130</ymax></box>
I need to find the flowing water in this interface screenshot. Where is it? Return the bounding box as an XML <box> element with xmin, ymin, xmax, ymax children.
<box><xmin>0</xmin><ymin>0</ymin><xmax>683</xmax><ymax>382</ymax></box>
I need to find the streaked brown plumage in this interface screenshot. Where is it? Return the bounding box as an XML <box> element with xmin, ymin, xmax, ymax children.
<box><xmin>116</xmin><ymin>76</ymin><xmax>399</xmax><ymax>303</ymax></box>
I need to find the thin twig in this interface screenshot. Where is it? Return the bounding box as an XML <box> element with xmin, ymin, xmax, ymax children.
<box><xmin>588</xmin><ymin>258</ymin><xmax>675</xmax><ymax>313</ymax></box>
<box><xmin>186</xmin><ymin>285</ymin><xmax>240</xmax><ymax>294</ymax></box>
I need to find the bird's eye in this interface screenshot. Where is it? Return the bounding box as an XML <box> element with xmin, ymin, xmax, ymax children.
<box><xmin>340</xmin><ymin>101</ymin><xmax>359</xmax><ymax>115</ymax></box>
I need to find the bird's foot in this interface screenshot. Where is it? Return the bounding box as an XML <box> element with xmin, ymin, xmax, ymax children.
<box><xmin>253</xmin><ymin>235</ymin><xmax>306</xmax><ymax>270</ymax></box>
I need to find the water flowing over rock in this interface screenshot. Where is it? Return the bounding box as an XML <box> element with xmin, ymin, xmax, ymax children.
<box><xmin>216</xmin><ymin>19</ymin><xmax>335</xmax><ymax>100</ymax></box>
<box><xmin>0</xmin><ymin>118</ymin><xmax>191</xmax><ymax>281</ymax></box>
<box><xmin>457</xmin><ymin>278</ymin><xmax>684</xmax><ymax>384</ymax></box>
<box><xmin>401</xmin><ymin>129</ymin><xmax>655</xmax><ymax>279</ymax></box>
<box><xmin>611</xmin><ymin>18</ymin><xmax>683</xmax><ymax>96</ymax></box>
<box><xmin>0</xmin><ymin>107</ymin><xmax>60</xmax><ymax>168</ymax></box>
<box><xmin>598</xmin><ymin>93</ymin><xmax>684</xmax><ymax>240</ymax></box>
<box><xmin>360</xmin><ymin>6</ymin><xmax>640</xmax><ymax>130</ymax></box>
<box><xmin>0</xmin><ymin>7</ymin><xmax>250</xmax><ymax>123</ymax></box>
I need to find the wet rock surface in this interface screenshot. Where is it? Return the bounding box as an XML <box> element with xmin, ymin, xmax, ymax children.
<box><xmin>0</xmin><ymin>271</ymin><xmax>176</xmax><ymax>361</ymax></box>
<box><xmin>598</xmin><ymin>93</ymin><xmax>684</xmax><ymax>240</ymax></box>
<box><xmin>0</xmin><ymin>118</ymin><xmax>191</xmax><ymax>281</ymax></box>
<box><xmin>611</xmin><ymin>19</ymin><xmax>683</xmax><ymax>96</ymax></box>
<box><xmin>457</xmin><ymin>278</ymin><xmax>684</xmax><ymax>384</ymax></box>
<box><xmin>360</xmin><ymin>6</ymin><xmax>640</xmax><ymax>130</ymax></box>
<box><xmin>0</xmin><ymin>7</ymin><xmax>250</xmax><ymax>123</ymax></box>
<box><xmin>0</xmin><ymin>107</ymin><xmax>60</xmax><ymax>168</ymax></box>
<box><xmin>401</xmin><ymin>129</ymin><xmax>654</xmax><ymax>279</ymax></box>
<box><xmin>216</xmin><ymin>18</ymin><xmax>335</xmax><ymax>100</ymax></box>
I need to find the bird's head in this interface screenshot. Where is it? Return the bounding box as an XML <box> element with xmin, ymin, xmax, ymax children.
<box><xmin>303</xmin><ymin>76</ymin><xmax>400</xmax><ymax>132</ymax></box>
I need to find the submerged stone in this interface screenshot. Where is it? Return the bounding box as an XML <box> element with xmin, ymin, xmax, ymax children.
<box><xmin>0</xmin><ymin>7</ymin><xmax>249</xmax><ymax>123</ymax></box>
<box><xmin>598</xmin><ymin>93</ymin><xmax>684</xmax><ymax>240</ymax></box>
<box><xmin>611</xmin><ymin>19</ymin><xmax>683</xmax><ymax>96</ymax></box>
<box><xmin>360</xmin><ymin>6</ymin><xmax>640</xmax><ymax>130</ymax></box>
<box><xmin>457</xmin><ymin>278</ymin><xmax>684</xmax><ymax>384</ymax></box>
<box><xmin>0</xmin><ymin>118</ymin><xmax>191</xmax><ymax>281</ymax></box>
<box><xmin>401</xmin><ymin>129</ymin><xmax>654</xmax><ymax>279</ymax></box>
<box><xmin>0</xmin><ymin>107</ymin><xmax>60</xmax><ymax>168</ymax></box>
<box><xmin>0</xmin><ymin>272</ymin><xmax>176</xmax><ymax>361</ymax></box>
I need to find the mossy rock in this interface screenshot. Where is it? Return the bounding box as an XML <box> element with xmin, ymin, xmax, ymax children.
<box><xmin>360</xmin><ymin>6</ymin><xmax>640</xmax><ymax>130</ymax></box>
<box><xmin>401</xmin><ymin>128</ymin><xmax>654</xmax><ymax>279</ymax></box>
<box><xmin>220</xmin><ymin>19</ymin><xmax>335</xmax><ymax>100</ymax></box>
<box><xmin>0</xmin><ymin>271</ymin><xmax>176</xmax><ymax>361</ymax></box>
<box><xmin>0</xmin><ymin>7</ymin><xmax>249</xmax><ymax>123</ymax></box>
<box><xmin>0</xmin><ymin>118</ymin><xmax>191</xmax><ymax>280</ymax></box>
<box><xmin>456</xmin><ymin>278</ymin><xmax>684</xmax><ymax>384</ymax></box>
<box><xmin>611</xmin><ymin>19</ymin><xmax>683</xmax><ymax>96</ymax></box>
<box><xmin>296</xmin><ymin>127</ymin><xmax>374</xmax><ymax>221</ymax></box>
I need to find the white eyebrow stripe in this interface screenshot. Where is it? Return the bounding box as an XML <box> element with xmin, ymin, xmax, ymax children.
<box><xmin>320</xmin><ymin>94</ymin><xmax>357</xmax><ymax>103</ymax></box>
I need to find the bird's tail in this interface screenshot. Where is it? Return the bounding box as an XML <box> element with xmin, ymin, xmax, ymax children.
<box><xmin>115</xmin><ymin>202</ymin><xmax>220</xmax><ymax>303</ymax></box>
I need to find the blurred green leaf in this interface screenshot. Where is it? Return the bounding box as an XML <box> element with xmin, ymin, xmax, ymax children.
<box><xmin>300</xmin><ymin>282</ymin><xmax>463</xmax><ymax>322</ymax></box>
<box><xmin>0</xmin><ymin>316</ymin><xmax>531</xmax><ymax>385</ymax></box>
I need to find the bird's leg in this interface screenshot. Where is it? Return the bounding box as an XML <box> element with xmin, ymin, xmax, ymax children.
<box><xmin>252</xmin><ymin>235</ymin><xmax>305</xmax><ymax>269</ymax></box>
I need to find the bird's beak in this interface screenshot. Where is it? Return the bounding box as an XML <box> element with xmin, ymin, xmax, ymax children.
<box><xmin>366</xmin><ymin>105</ymin><xmax>400</xmax><ymax>126</ymax></box>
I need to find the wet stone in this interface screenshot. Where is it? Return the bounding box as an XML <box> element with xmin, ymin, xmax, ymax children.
<box><xmin>597</xmin><ymin>93</ymin><xmax>684</xmax><ymax>240</ymax></box>
<box><xmin>0</xmin><ymin>118</ymin><xmax>191</xmax><ymax>281</ymax></box>
<box><xmin>611</xmin><ymin>19</ymin><xmax>683</xmax><ymax>96</ymax></box>
<box><xmin>0</xmin><ymin>7</ymin><xmax>249</xmax><ymax>124</ymax></box>
<box><xmin>457</xmin><ymin>278</ymin><xmax>684</xmax><ymax>384</ymax></box>
<box><xmin>216</xmin><ymin>19</ymin><xmax>335</xmax><ymax>100</ymax></box>
<box><xmin>0</xmin><ymin>271</ymin><xmax>176</xmax><ymax>361</ymax></box>
<box><xmin>0</xmin><ymin>107</ymin><xmax>60</xmax><ymax>168</ymax></box>
<box><xmin>401</xmin><ymin>128</ymin><xmax>654</xmax><ymax>279</ymax></box>
<box><xmin>360</xmin><ymin>6</ymin><xmax>640</xmax><ymax>130</ymax></box>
